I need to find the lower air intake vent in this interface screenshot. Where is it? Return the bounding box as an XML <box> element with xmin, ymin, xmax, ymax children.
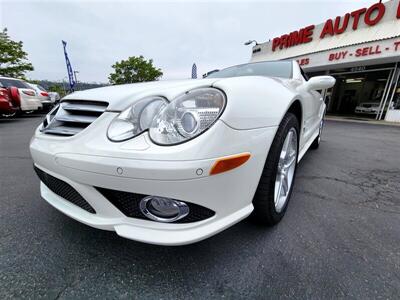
<box><xmin>34</xmin><ymin>166</ymin><xmax>96</xmax><ymax>214</ymax></box>
<box><xmin>96</xmin><ymin>187</ymin><xmax>215</xmax><ymax>223</ymax></box>
<box><xmin>41</xmin><ymin>100</ymin><xmax>108</xmax><ymax>136</ymax></box>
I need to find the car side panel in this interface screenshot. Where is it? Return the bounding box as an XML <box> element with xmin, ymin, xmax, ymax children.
<box><xmin>212</xmin><ymin>76</ymin><xmax>299</xmax><ymax>130</ymax></box>
<box><xmin>213</xmin><ymin>75</ymin><xmax>326</xmax><ymax>157</ymax></box>
<box><xmin>299</xmin><ymin>89</ymin><xmax>323</xmax><ymax>143</ymax></box>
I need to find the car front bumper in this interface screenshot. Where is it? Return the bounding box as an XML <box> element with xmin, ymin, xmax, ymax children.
<box><xmin>30</xmin><ymin>113</ymin><xmax>277</xmax><ymax>245</ymax></box>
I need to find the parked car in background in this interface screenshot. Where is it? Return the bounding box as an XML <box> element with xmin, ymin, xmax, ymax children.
<box><xmin>0</xmin><ymin>83</ymin><xmax>18</xmax><ymax>117</ymax></box>
<box><xmin>0</xmin><ymin>77</ymin><xmax>42</xmax><ymax>113</ymax></box>
<box><xmin>355</xmin><ymin>102</ymin><xmax>380</xmax><ymax>115</ymax></box>
<box><xmin>28</xmin><ymin>83</ymin><xmax>53</xmax><ymax>111</ymax></box>
<box><xmin>48</xmin><ymin>92</ymin><xmax>61</xmax><ymax>104</ymax></box>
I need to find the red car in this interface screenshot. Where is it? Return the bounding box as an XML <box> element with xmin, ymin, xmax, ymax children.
<box><xmin>0</xmin><ymin>84</ymin><xmax>19</xmax><ymax>117</ymax></box>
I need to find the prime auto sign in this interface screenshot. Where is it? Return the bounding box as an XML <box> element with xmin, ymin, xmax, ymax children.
<box><xmin>272</xmin><ymin>1</ymin><xmax>400</xmax><ymax>52</ymax></box>
<box><xmin>295</xmin><ymin>38</ymin><xmax>400</xmax><ymax>69</ymax></box>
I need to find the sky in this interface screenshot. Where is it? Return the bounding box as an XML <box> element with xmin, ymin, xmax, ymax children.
<box><xmin>0</xmin><ymin>0</ymin><xmax>379</xmax><ymax>83</ymax></box>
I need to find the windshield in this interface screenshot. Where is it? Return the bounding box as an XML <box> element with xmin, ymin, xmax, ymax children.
<box><xmin>0</xmin><ymin>78</ymin><xmax>31</xmax><ymax>89</ymax></box>
<box><xmin>208</xmin><ymin>61</ymin><xmax>292</xmax><ymax>79</ymax></box>
<box><xmin>36</xmin><ymin>85</ymin><xmax>46</xmax><ymax>91</ymax></box>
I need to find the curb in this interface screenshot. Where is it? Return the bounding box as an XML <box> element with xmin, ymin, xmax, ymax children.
<box><xmin>325</xmin><ymin>116</ymin><xmax>400</xmax><ymax>127</ymax></box>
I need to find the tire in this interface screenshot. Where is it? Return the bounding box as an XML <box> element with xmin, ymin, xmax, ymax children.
<box><xmin>251</xmin><ymin>112</ymin><xmax>299</xmax><ymax>225</ymax></box>
<box><xmin>310</xmin><ymin>112</ymin><xmax>325</xmax><ymax>150</ymax></box>
<box><xmin>1</xmin><ymin>111</ymin><xmax>17</xmax><ymax>118</ymax></box>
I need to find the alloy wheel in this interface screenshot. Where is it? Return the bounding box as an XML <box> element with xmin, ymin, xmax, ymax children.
<box><xmin>274</xmin><ymin>128</ymin><xmax>298</xmax><ymax>213</ymax></box>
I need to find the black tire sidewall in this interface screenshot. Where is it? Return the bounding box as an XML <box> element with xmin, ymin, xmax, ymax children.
<box><xmin>311</xmin><ymin>109</ymin><xmax>326</xmax><ymax>149</ymax></box>
<box><xmin>252</xmin><ymin>113</ymin><xmax>300</xmax><ymax>225</ymax></box>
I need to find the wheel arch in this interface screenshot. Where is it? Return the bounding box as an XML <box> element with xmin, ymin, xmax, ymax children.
<box><xmin>286</xmin><ymin>99</ymin><xmax>303</xmax><ymax>130</ymax></box>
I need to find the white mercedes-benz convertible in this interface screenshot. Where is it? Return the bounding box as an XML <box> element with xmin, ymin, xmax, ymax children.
<box><xmin>30</xmin><ymin>61</ymin><xmax>335</xmax><ymax>245</ymax></box>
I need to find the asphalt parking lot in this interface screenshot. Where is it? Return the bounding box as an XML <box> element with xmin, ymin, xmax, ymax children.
<box><xmin>1</xmin><ymin>114</ymin><xmax>399</xmax><ymax>299</ymax></box>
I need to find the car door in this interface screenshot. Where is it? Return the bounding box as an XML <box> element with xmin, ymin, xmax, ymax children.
<box><xmin>299</xmin><ymin>69</ymin><xmax>323</xmax><ymax>144</ymax></box>
<box><xmin>310</xmin><ymin>90</ymin><xmax>324</xmax><ymax>126</ymax></box>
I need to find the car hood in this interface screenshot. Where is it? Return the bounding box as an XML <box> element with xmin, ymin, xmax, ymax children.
<box><xmin>63</xmin><ymin>78</ymin><xmax>221</xmax><ymax>111</ymax></box>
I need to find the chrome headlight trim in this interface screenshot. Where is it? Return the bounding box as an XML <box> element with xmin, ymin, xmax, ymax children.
<box><xmin>107</xmin><ymin>96</ymin><xmax>168</xmax><ymax>142</ymax></box>
<box><xmin>149</xmin><ymin>88</ymin><xmax>227</xmax><ymax>146</ymax></box>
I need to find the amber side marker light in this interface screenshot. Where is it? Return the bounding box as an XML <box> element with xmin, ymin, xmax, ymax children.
<box><xmin>210</xmin><ymin>153</ymin><xmax>251</xmax><ymax>176</ymax></box>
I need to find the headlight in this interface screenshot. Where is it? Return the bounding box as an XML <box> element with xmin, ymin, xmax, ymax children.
<box><xmin>107</xmin><ymin>96</ymin><xmax>167</xmax><ymax>142</ymax></box>
<box><xmin>149</xmin><ymin>88</ymin><xmax>226</xmax><ymax>145</ymax></box>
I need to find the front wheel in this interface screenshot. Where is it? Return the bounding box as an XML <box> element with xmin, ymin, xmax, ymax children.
<box><xmin>251</xmin><ymin>112</ymin><xmax>299</xmax><ymax>225</ymax></box>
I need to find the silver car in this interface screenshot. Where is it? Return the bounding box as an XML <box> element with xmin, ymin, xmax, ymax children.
<box><xmin>48</xmin><ymin>92</ymin><xmax>60</xmax><ymax>104</ymax></box>
<box><xmin>355</xmin><ymin>102</ymin><xmax>380</xmax><ymax>115</ymax></box>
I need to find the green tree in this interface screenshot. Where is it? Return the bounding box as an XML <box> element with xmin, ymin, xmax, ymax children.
<box><xmin>28</xmin><ymin>79</ymin><xmax>40</xmax><ymax>85</ymax></box>
<box><xmin>109</xmin><ymin>56</ymin><xmax>163</xmax><ymax>85</ymax></box>
<box><xmin>0</xmin><ymin>28</ymin><xmax>34</xmax><ymax>78</ymax></box>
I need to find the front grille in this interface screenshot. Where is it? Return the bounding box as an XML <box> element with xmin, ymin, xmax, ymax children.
<box><xmin>34</xmin><ymin>166</ymin><xmax>96</xmax><ymax>214</ymax></box>
<box><xmin>96</xmin><ymin>187</ymin><xmax>215</xmax><ymax>223</ymax></box>
<box><xmin>41</xmin><ymin>100</ymin><xmax>108</xmax><ymax>136</ymax></box>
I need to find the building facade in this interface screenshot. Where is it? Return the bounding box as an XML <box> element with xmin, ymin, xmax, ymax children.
<box><xmin>251</xmin><ymin>0</ymin><xmax>400</xmax><ymax>122</ymax></box>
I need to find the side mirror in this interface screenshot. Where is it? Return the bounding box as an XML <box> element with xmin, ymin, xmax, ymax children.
<box><xmin>304</xmin><ymin>76</ymin><xmax>336</xmax><ymax>91</ymax></box>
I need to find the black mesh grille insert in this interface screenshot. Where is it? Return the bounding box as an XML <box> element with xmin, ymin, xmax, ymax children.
<box><xmin>96</xmin><ymin>187</ymin><xmax>215</xmax><ymax>223</ymax></box>
<box><xmin>34</xmin><ymin>166</ymin><xmax>96</xmax><ymax>214</ymax></box>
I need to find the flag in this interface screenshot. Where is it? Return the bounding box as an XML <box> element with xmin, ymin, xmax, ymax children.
<box><xmin>191</xmin><ymin>63</ymin><xmax>197</xmax><ymax>79</ymax></box>
<box><xmin>62</xmin><ymin>40</ymin><xmax>76</xmax><ymax>92</ymax></box>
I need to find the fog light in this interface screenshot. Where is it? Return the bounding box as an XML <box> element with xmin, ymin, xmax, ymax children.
<box><xmin>139</xmin><ymin>196</ymin><xmax>189</xmax><ymax>223</ymax></box>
